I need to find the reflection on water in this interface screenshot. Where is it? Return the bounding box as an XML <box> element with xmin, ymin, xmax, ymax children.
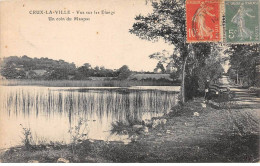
<box><xmin>0</xmin><ymin>86</ymin><xmax>178</xmax><ymax>148</ymax></box>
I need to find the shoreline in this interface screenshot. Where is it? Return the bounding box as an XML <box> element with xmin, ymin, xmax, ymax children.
<box><xmin>1</xmin><ymin>97</ymin><xmax>259</xmax><ymax>163</ymax></box>
<box><xmin>0</xmin><ymin>79</ymin><xmax>180</xmax><ymax>88</ymax></box>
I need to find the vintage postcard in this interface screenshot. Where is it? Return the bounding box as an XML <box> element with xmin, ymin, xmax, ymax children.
<box><xmin>0</xmin><ymin>0</ymin><xmax>259</xmax><ymax>163</ymax></box>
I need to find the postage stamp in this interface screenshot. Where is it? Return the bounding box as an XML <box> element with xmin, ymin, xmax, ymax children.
<box><xmin>225</xmin><ymin>0</ymin><xmax>260</xmax><ymax>43</ymax></box>
<box><xmin>186</xmin><ymin>0</ymin><xmax>221</xmax><ymax>43</ymax></box>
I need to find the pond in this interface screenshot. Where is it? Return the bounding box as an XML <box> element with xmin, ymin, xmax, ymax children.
<box><xmin>0</xmin><ymin>86</ymin><xmax>179</xmax><ymax>149</ymax></box>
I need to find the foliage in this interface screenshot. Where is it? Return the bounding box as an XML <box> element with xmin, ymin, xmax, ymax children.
<box><xmin>154</xmin><ymin>62</ymin><xmax>166</xmax><ymax>73</ymax></box>
<box><xmin>117</xmin><ymin>65</ymin><xmax>132</xmax><ymax>80</ymax></box>
<box><xmin>75</xmin><ymin>65</ymin><xmax>118</xmax><ymax>80</ymax></box>
<box><xmin>226</xmin><ymin>44</ymin><xmax>259</xmax><ymax>87</ymax></box>
<box><xmin>0</xmin><ymin>56</ymin><xmax>76</xmax><ymax>79</ymax></box>
<box><xmin>68</xmin><ymin>118</ymin><xmax>88</xmax><ymax>154</ymax></box>
<box><xmin>169</xmin><ymin>71</ymin><xmax>180</xmax><ymax>82</ymax></box>
<box><xmin>20</xmin><ymin>124</ymin><xmax>34</xmax><ymax>150</ymax></box>
<box><xmin>196</xmin><ymin>45</ymin><xmax>225</xmax><ymax>86</ymax></box>
<box><xmin>0</xmin><ymin>56</ymin><xmax>126</xmax><ymax>80</ymax></box>
<box><xmin>130</xmin><ymin>0</ymin><xmax>223</xmax><ymax>102</ymax></box>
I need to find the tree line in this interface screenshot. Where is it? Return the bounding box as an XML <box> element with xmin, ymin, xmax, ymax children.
<box><xmin>0</xmin><ymin>56</ymin><xmax>132</xmax><ymax>80</ymax></box>
<box><xmin>226</xmin><ymin>44</ymin><xmax>260</xmax><ymax>88</ymax></box>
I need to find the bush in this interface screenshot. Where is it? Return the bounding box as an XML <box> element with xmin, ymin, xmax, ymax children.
<box><xmin>20</xmin><ymin>124</ymin><xmax>34</xmax><ymax>150</ymax></box>
<box><xmin>68</xmin><ymin>118</ymin><xmax>89</xmax><ymax>154</ymax></box>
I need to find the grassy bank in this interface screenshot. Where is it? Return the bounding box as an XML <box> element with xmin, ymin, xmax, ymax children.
<box><xmin>0</xmin><ymin>79</ymin><xmax>177</xmax><ymax>87</ymax></box>
<box><xmin>0</xmin><ymin>98</ymin><xmax>259</xmax><ymax>163</ymax></box>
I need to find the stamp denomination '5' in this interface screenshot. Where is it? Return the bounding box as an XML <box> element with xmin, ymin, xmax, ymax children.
<box><xmin>225</xmin><ymin>0</ymin><xmax>260</xmax><ymax>43</ymax></box>
<box><xmin>186</xmin><ymin>0</ymin><xmax>221</xmax><ymax>43</ymax></box>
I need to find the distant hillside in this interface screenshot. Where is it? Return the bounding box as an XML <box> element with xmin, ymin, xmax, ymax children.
<box><xmin>0</xmin><ymin>56</ymin><xmax>182</xmax><ymax>83</ymax></box>
<box><xmin>0</xmin><ymin>56</ymin><xmax>76</xmax><ymax>79</ymax></box>
<box><xmin>0</xmin><ymin>56</ymin><xmax>158</xmax><ymax>81</ymax></box>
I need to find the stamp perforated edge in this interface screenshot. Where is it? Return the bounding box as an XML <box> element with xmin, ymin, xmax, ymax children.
<box><xmin>223</xmin><ymin>0</ymin><xmax>260</xmax><ymax>44</ymax></box>
<box><xmin>185</xmin><ymin>0</ymin><xmax>223</xmax><ymax>43</ymax></box>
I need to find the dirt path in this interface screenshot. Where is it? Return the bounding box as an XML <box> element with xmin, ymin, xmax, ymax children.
<box><xmin>219</xmin><ymin>75</ymin><xmax>260</xmax><ymax>108</ymax></box>
<box><xmin>131</xmin><ymin>82</ymin><xmax>260</xmax><ymax>162</ymax></box>
<box><xmin>231</xmin><ymin>86</ymin><xmax>260</xmax><ymax>109</ymax></box>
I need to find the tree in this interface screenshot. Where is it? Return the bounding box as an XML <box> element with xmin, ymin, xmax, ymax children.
<box><xmin>117</xmin><ymin>65</ymin><xmax>132</xmax><ymax>80</ymax></box>
<box><xmin>130</xmin><ymin>0</ymin><xmax>213</xmax><ymax>103</ymax></box>
<box><xmin>83</xmin><ymin>63</ymin><xmax>92</xmax><ymax>69</ymax></box>
<box><xmin>0</xmin><ymin>56</ymin><xmax>77</xmax><ymax>80</ymax></box>
<box><xmin>182</xmin><ymin>43</ymin><xmax>224</xmax><ymax>100</ymax></box>
<box><xmin>226</xmin><ymin>44</ymin><xmax>259</xmax><ymax>87</ymax></box>
<box><xmin>77</xmin><ymin>64</ymin><xmax>94</xmax><ymax>79</ymax></box>
<box><xmin>155</xmin><ymin>62</ymin><xmax>166</xmax><ymax>73</ymax></box>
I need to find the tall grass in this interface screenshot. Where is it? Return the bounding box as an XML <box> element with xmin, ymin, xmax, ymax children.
<box><xmin>2</xmin><ymin>87</ymin><xmax>176</xmax><ymax>123</ymax></box>
<box><xmin>0</xmin><ymin>79</ymin><xmax>177</xmax><ymax>87</ymax></box>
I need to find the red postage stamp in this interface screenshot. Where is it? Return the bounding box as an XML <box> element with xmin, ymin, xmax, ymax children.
<box><xmin>186</xmin><ymin>0</ymin><xmax>221</xmax><ymax>43</ymax></box>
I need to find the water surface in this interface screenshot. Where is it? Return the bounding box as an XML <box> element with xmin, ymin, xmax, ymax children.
<box><xmin>0</xmin><ymin>86</ymin><xmax>179</xmax><ymax>149</ymax></box>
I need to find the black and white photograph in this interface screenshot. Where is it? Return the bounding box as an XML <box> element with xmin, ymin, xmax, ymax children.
<box><xmin>0</xmin><ymin>0</ymin><xmax>259</xmax><ymax>163</ymax></box>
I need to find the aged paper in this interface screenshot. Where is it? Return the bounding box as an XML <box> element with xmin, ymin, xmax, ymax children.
<box><xmin>0</xmin><ymin>0</ymin><xmax>259</xmax><ymax>163</ymax></box>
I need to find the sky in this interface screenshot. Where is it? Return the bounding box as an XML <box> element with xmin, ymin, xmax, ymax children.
<box><xmin>0</xmin><ymin>0</ymin><xmax>174</xmax><ymax>71</ymax></box>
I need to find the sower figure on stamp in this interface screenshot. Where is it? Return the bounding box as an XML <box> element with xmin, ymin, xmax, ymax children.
<box><xmin>192</xmin><ymin>2</ymin><xmax>215</xmax><ymax>39</ymax></box>
<box><xmin>231</xmin><ymin>4</ymin><xmax>255</xmax><ymax>40</ymax></box>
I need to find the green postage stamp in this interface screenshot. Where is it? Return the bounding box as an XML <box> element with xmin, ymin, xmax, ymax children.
<box><xmin>225</xmin><ymin>0</ymin><xmax>260</xmax><ymax>43</ymax></box>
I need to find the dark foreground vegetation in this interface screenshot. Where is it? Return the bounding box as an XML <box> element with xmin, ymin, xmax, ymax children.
<box><xmin>1</xmin><ymin>97</ymin><xmax>259</xmax><ymax>163</ymax></box>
